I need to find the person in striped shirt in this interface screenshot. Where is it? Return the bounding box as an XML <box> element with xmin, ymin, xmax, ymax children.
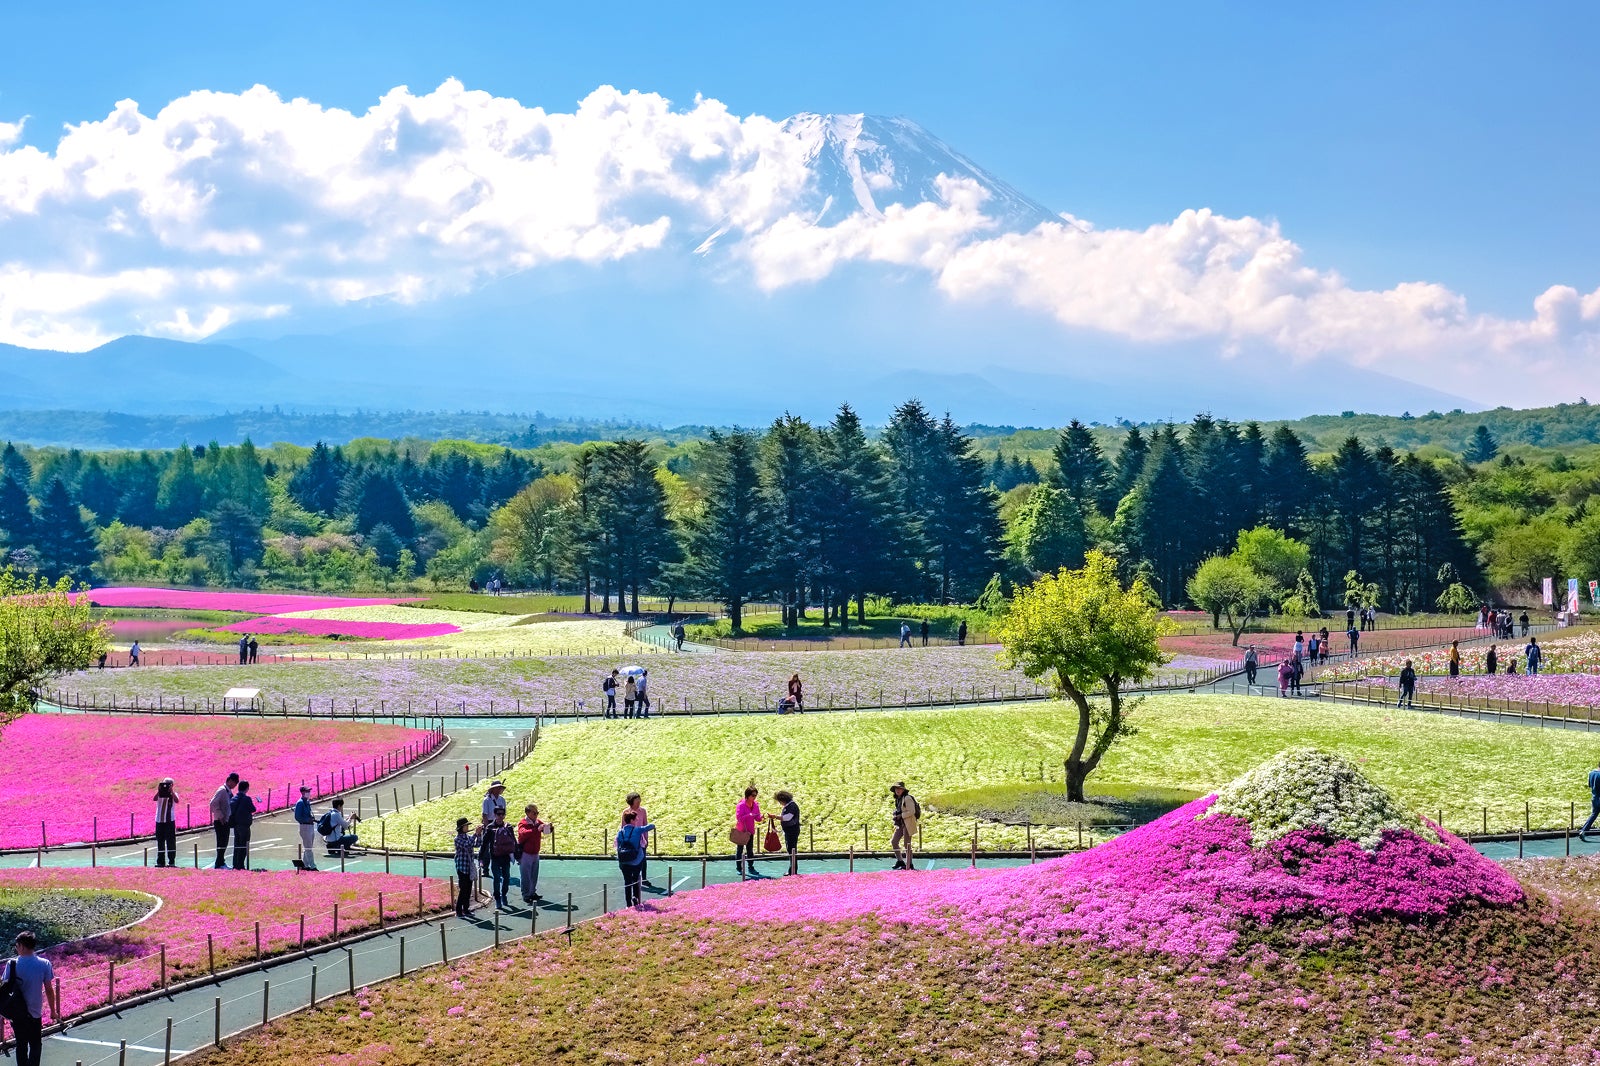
<box><xmin>152</xmin><ymin>778</ymin><xmax>179</xmax><ymax>867</ymax></box>
<box><xmin>453</xmin><ymin>817</ymin><xmax>480</xmax><ymax>918</ymax></box>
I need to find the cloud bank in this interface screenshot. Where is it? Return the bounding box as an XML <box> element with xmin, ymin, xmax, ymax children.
<box><xmin>0</xmin><ymin>80</ymin><xmax>1595</xmax><ymax>401</ymax></box>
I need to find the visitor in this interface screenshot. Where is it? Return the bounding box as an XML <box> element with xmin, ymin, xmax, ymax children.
<box><xmin>129</xmin><ymin>641</ymin><xmax>141</xmax><ymax>666</ymax></box>
<box><xmin>1276</xmin><ymin>658</ymin><xmax>1293</xmax><ymax>698</ymax></box>
<box><xmin>1347</xmin><ymin>624</ymin><xmax>1359</xmax><ymax>655</ymax></box>
<box><xmin>1581</xmin><ymin>761</ymin><xmax>1600</xmax><ymax>842</ymax></box>
<box><xmin>623</xmin><ymin>793</ymin><xmax>655</xmax><ymax>890</ymax></box>
<box><xmin>153</xmin><ymin>777</ymin><xmax>179</xmax><ymax>867</ymax></box>
<box><xmin>238</xmin><ymin>634</ymin><xmax>249</xmax><ymax>665</ymax></box>
<box><xmin>484</xmin><ymin>811</ymin><xmax>517</xmax><ymax>910</ymax></box>
<box><xmin>898</xmin><ymin>622</ymin><xmax>912</xmax><ymax>648</ymax></box>
<box><xmin>920</xmin><ymin>619</ymin><xmax>930</xmax><ymax>647</ymax></box>
<box><xmin>293</xmin><ymin>785</ymin><xmax>318</xmax><ymax>870</ymax></box>
<box><xmin>1507</xmin><ymin>655</ymin><xmax>1520</xmax><ymax>675</ymax></box>
<box><xmin>957</xmin><ymin>620</ymin><xmax>967</xmax><ymax>646</ymax></box>
<box><xmin>1525</xmin><ymin>637</ymin><xmax>1543</xmax><ymax>676</ymax></box>
<box><xmin>482</xmin><ymin>780</ymin><xmax>508</xmax><ymax>826</ymax></box>
<box><xmin>1448</xmin><ymin>641</ymin><xmax>1461</xmax><ymax>678</ymax></box>
<box><xmin>1292</xmin><ymin>631</ymin><xmax>1304</xmax><ymax>667</ymax></box>
<box><xmin>1520</xmin><ymin>611</ymin><xmax>1531</xmax><ymax>637</ymax></box>
<box><xmin>452</xmin><ymin>817</ymin><xmax>478</xmax><ymax>917</ymax></box>
<box><xmin>1243</xmin><ymin>645</ymin><xmax>1258</xmax><ymax>686</ymax></box>
<box><xmin>733</xmin><ymin>787</ymin><xmax>761</xmax><ymax>880</ymax></box>
<box><xmin>775</xmin><ymin>789</ymin><xmax>801</xmax><ymax>876</ymax></box>
<box><xmin>1290</xmin><ymin>655</ymin><xmax>1304</xmax><ymax>696</ymax></box>
<box><xmin>890</xmin><ymin>782</ymin><xmax>919</xmax><ymax>870</ymax></box>
<box><xmin>3</xmin><ymin>930</ymin><xmax>58</xmax><ymax>1066</ymax></box>
<box><xmin>319</xmin><ymin>798</ymin><xmax>359</xmax><ymax>854</ymax></box>
<box><xmin>1486</xmin><ymin>645</ymin><xmax>1498</xmax><ymax>675</ymax></box>
<box><xmin>616</xmin><ymin>810</ymin><xmax>654</xmax><ymax>907</ymax></box>
<box><xmin>1346</xmin><ymin>607</ymin><xmax>1356</xmax><ymax>632</ymax></box>
<box><xmin>624</xmin><ymin>673</ymin><xmax>638</xmax><ymax>719</ymax></box>
<box><xmin>1307</xmin><ymin>632</ymin><xmax>1319</xmax><ymax>663</ymax></box>
<box><xmin>672</xmin><ymin>621</ymin><xmax>686</xmax><ymax>652</ymax></box>
<box><xmin>248</xmin><ymin>636</ymin><xmax>259</xmax><ymax>664</ymax></box>
<box><xmin>97</xmin><ymin>652</ymin><xmax>107</xmax><ymax>669</ymax></box>
<box><xmin>517</xmin><ymin>804</ymin><xmax>552</xmax><ymax>904</ymax></box>
<box><xmin>209</xmin><ymin>772</ymin><xmax>238</xmax><ymax>869</ymax></box>
<box><xmin>602</xmin><ymin>669</ymin><xmax>619</xmax><ymax>718</ymax></box>
<box><xmin>636</xmin><ymin>670</ymin><xmax>651</xmax><ymax>717</ymax></box>
<box><xmin>1398</xmin><ymin>660</ymin><xmax>1417</xmax><ymax>708</ymax></box>
<box><xmin>229</xmin><ymin>780</ymin><xmax>256</xmax><ymax>870</ymax></box>
<box><xmin>1318</xmin><ymin>627</ymin><xmax>1331</xmax><ymax>664</ymax></box>
<box><xmin>788</xmin><ymin>673</ymin><xmax>804</xmax><ymax>711</ymax></box>
<box><xmin>469</xmin><ymin>578</ymin><xmax>479</xmax><ymax>593</ymax></box>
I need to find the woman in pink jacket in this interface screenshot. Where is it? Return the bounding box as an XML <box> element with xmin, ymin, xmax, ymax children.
<box><xmin>733</xmin><ymin>787</ymin><xmax>761</xmax><ymax>880</ymax></box>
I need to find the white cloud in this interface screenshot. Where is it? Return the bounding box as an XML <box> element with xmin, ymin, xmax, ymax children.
<box><xmin>0</xmin><ymin>80</ymin><xmax>1596</xmax><ymax>404</ymax></box>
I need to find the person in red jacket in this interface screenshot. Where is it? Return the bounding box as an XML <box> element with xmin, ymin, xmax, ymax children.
<box><xmin>516</xmin><ymin>804</ymin><xmax>552</xmax><ymax>905</ymax></box>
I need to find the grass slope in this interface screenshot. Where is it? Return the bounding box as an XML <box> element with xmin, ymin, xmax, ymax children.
<box><xmin>366</xmin><ymin>695</ymin><xmax>1600</xmax><ymax>853</ymax></box>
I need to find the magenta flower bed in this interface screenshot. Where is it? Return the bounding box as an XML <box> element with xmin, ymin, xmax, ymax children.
<box><xmin>1370</xmin><ymin>671</ymin><xmax>1600</xmax><ymax>708</ymax></box>
<box><xmin>218</xmin><ymin>617</ymin><xmax>461</xmax><ymax>640</ymax></box>
<box><xmin>650</xmin><ymin>796</ymin><xmax>1521</xmax><ymax>960</ymax></box>
<box><xmin>0</xmin><ymin>867</ymin><xmax>454</xmax><ymax>1019</ymax></box>
<box><xmin>81</xmin><ymin>587</ymin><xmax>416</xmax><ymax>613</ymax></box>
<box><xmin>0</xmin><ymin>714</ymin><xmax>439</xmax><ymax>849</ymax></box>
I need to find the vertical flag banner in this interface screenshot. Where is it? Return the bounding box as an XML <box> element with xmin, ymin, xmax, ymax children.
<box><xmin>1570</xmin><ymin>578</ymin><xmax>1582</xmax><ymax>615</ymax></box>
<box><xmin>1544</xmin><ymin>577</ymin><xmax>1554</xmax><ymax>605</ymax></box>
<box><xmin>1589</xmin><ymin>580</ymin><xmax>1599</xmax><ymax>608</ymax></box>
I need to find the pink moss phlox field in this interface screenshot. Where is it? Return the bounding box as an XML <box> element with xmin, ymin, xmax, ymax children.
<box><xmin>0</xmin><ymin>867</ymin><xmax>453</xmax><ymax>1019</ymax></box>
<box><xmin>80</xmin><ymin>587</ymin><xmax>417</xmax><ymax>613</ymax></box>
<box><xmin>0</xmin><ymin>715</ymin><xmax>436</xmax><ymax>847</ymax></box>
<box><xmin>218</xmin><ymin>617</ymin><xmax>460</xmax><ymax>640</ymax></box>
<box><xmin>652</xmin><ymin>797</ymin><xmax>1522</xmax><ymax>960</ymax></box>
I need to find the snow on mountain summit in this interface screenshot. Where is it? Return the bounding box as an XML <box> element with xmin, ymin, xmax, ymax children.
<box><xmin>779</xmin><ymin>113</ymin><xmax>1059</xmax><ymax>231</ymax></box>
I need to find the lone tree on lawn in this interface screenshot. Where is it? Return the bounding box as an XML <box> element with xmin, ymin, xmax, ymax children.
<box><xmin>0</xmin><ymin>569</ymin><xmax>108</xmax><ymax>718</ymax></box>
<box><xmin>997</xmin><ymin>551</ymin><xmax>1171</xmax><ymax>801</ymax></box>
<box><xmin>1187</xmin><ymin>554</ymin><xmax>1275</xmax><ymax>645</ymax></box>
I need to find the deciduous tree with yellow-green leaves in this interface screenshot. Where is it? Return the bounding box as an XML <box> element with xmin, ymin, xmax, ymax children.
<box><xmin>0</xmin><ymin>569</ymin><xmax>109</xmax><ymax>719</ymax></box>
<box><xmin>996</xmin><ymin>551</ymin><xmax>1172</xmax><ymax>801</ymax></box>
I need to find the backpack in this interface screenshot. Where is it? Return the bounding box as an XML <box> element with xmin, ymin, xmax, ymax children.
<box><xmin>490</xmin><ymin>825</ymin><xmax>517</xmax><ymax>858</ymax></box>
<box><xmin>910</xmin><ymin>795</ymin><xmax>921</xmax><ymax>819</ymax></box>
<box><xmin>616</xmin><ymin>830</ymin><xmax>641</xmax><ymax>865</ymax></box>
<box><xmin>316</xmin><ymin>811</ymin><xmax>335</xmax><ymax>836</ymax></box>
<box><xmin>601</xmin><ymin>676</ymin><xmax>614</xmax><ymax>694</ymax></box>
<box><xmin>0</xmin><ymin>960</ymin><xmax>26</xmax><ymax>1024</ymax></box>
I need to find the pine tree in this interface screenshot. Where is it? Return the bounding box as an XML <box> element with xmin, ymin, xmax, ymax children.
<box><xmin>75</xmin><ymin>457</ymin><xmax>119</xmax><ymax>524</ymax></box>
<box><xmin>1051</xmin><ymin>420</ymin><xmax>1112</xmax><ymax>517</ymax></box>
<box><xmin>156</xmin><ymin>446</ymin><xmax>205</xmax><ymax>527</ymax></box>
<box><xmin>34</xmin><ymin>478</ymin><xmax>96</xmax><ymax>580</ymax></box>
<box><xmin>1259</xmin><ymin>426</ymin><xmax>1312</xmax><ymax>534</ymax></box>
<box><xmin>344</xmin><ymin>468</ymin><xmax>417</xmax><ymax>541</ymax></box>
<box><xmin>923</xmin><ymin>417</ymin><xmax>1002</xmax><ymax>603</ymax></box>
<box><xmin>288</xmin><ymin>442</ymin><xmax>345</xmax><ymax>516</ymax></box>
<box><xmin>685</xmin><ymin>431</ymin><xmax>771</xmax><ymax>632</ymax></box>
<box><xmin>204</xmin><ymin>499</ymin><xmax>265</xmax><ymax>577</ymax></box>
<box><xmin>0</xmin><ymin>476</ymin><xmax>33</xmax><ymax>550</ymax></box>
<box><xmin>1465</xmin><ymin>425</ymin><xmax>1499</xmax><ymax>464</ymax></box>
<box><xmin>1119</xmin><ymin>429</ymin><xmax>1196</xmax><ymax>603</ymax></box>
<box><xmin>597</xmin><ymin>440</ymin><xmax>677</xmax><ymax>614</ymax></box>
<box><xmin>882</xmin><ymin>400</ymin><xmax>940</xmax><ymax>599</ymax></box>
<box><xmin>817</xmin><ymin>405</ymin><xmax>901</xmax><ymax>627</ymax></box>
<box><xmin>0</xmin><ymin>443</ymin><xmax>31</xmax><ymax>490</ymax></box>
<box><xmin>116</xmin><ymin>455</ymin><xmax>162</xmax><ymax>528</ymax></box>
<box><xmin>762</xmin><ymin>415</ymin><xmax>822</xmax><ymax>627</ymax></box>
<box><xmin>1110</xmin><ymin>427</ymin><xmax>1149</xmax><ymax>505</ymax></box>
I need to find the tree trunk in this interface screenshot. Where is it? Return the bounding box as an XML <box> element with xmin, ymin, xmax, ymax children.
<box><xmin>583</xmin><ymin>570</ymin><xmax>592</xmax><ymax>615</ymax></box>
<box><xmin>731</xmin><ymin>596</ymin><xmax>743</xmax><ymax>634</ymax></box>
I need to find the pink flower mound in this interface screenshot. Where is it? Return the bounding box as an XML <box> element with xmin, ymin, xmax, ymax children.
<box><xmin>217</xmin><ymin>617</ymin><xmax>460</xmax><ymax>640</ymax></box>
<box><xmin>0</xmin><ymin>867</ymin><xmax>453</xmax><ymax>1019</ymax></box>
<box><xmin>0</xmin><ymin>714</ymin><xmax>437</xmax><ymax>848</ymax></box>
<box><xmin>653</xmin><ymin>797</ymin><xmax>1522</xmax><ymax>960</ymax></box>
<box><xmin>80</xmin><ymin>587</ymin><xmax>416</xmax><ymax>613</ymax></box>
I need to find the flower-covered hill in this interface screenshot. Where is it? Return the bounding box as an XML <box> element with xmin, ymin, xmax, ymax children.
<box><xmin>194</xmin><ymin>751</ymin><xmax>1600</xmax><ymax>1066</ymax></box>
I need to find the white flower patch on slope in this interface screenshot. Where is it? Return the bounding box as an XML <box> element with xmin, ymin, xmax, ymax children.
<box><xmin>1205</xmin><ymin>747</ymin><xmax>1437</xmax><ymax>850</ymax></box>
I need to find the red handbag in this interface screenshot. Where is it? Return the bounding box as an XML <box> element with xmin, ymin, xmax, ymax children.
<box><xmin>763</xmin><ymin>819</ymin><xmax>782</xmax><ymax>852</ymax></box>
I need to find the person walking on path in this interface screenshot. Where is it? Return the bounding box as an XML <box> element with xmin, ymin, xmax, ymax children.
<box><xmin>602</xmin><ymin>670</ymin><xmax>619</xmax><ymax>718</ymax></box>
<box><xmin>636</xmin><ymin>670</ymin><xmax>651</xmax><ymax>717</ymax></box>
<box><xmin>890</xmin><ymin>782</ymin><xmax>919</xmax><ymax>870</ymax></box>
<box><xmin>1290</xmin><ymin>655</ymin><xmax>1304</xmax><ymax>696</ymax></box>
<box><xmin>623</xmin><ymin>793</ymin><xmax>655</xmax><ymax>890</ymax></box>
<box><xmin>920</xmin><ymin>619</ymin><xmax>930</xmax><ymax>647</ymax></box>
<box><xmin>787</xmin><ymin>673</ymin><xmax>804</xmax><ymax>712</ymax></box>
<box><xmin>248</xmin><ymin>636</ymin><xmax>259</xmax><ymax>664</ymax></box>
<box><xmin>1318</xmin><ymin>627</ymin><xmax>1331</xmax><ymax>664</ymax></box>
<box><xmin>1486</xmin><ymin>645</ymin><xmax>1498</xmax><ymax>675</ymax></box>
<box><xmin>1346</xmin><ymin>607</ymin><xmax>1356</xmax><ymax>633</ymax></box>
<box><xmin>293</xmin><ymin>785</ymin><xmax>318</xmax><ymax>871</ymax></box>
<box><xmin>672</xmin><ymin>621</ymin><xmax>686</xmax><ymax>652</ymax></box>
<box><xmin>616</xmin><ymin>810</ymin><xmax>654</xmax><ymax>907</ymax></box>
<box><xmin>128</xmin><ymin>640</ymin><xmax>141</xmax><ymax>666</ymax></box>
<box><xmin>624</xmin><ymin>674</ymin><xmax>638</xmax><ymax>719</ymax></box>
<box><xmin>452</xmin><ymin>818</ymin><xmax>479</xmax><ymax>917</ymax></box>
<box><xmin>898</xmin><ymin>622</ymin><xmax>912</xmax><ymax>648</ymax></box>
<box><xmin>1582</xmin><ymin>761</ymin><xmax>1600</xmax><ymax>841</ymax></box>
<box><xmin>152</xmin><ymin>777</ymin><xmax>179</xmax><ymax>868</ymax></box>
<box><xmin>1307</xmin><ymin>632</ymin><xmax>1319</xmax><ymax>664</ymax></box>
<box><xmin>733</xmin><ymin>787</ymin><xmax>761</xmax><ymax>880</ymax></box>
<box><xmin>775</xmin><ymin>790</ymin><xmax>801</xmax><ymax>876</ymax></box>
<box><xmin>1520</xmin><ymin>611</ymin><xmax>1531</xmax><ymax>637</ymax></box>
<box><xmin>516</xmin><ymin>804</ymin><xmax>552</xmax><ymax>904</ymax></box>
<box><xmin>957</xmin><ymin>620</ymin><xmax>967</xmax><ymax>646</ymax></box>
<box><xmin>209</xmin><ymin>773</ymin><xmax>238</xmax><ymax>869</ymax></box>
<box><xmin>482</xmin><ymin>781</ymin><xmax>508</xmax><ymax>826</ymax></box>
<box><xmin>1277</xmin><ymin>658</ymin><xmax>1293</xmax><ymax>698</ymax></box>
<box><xmin>1244</xmin><ymin>646</ymin><xmax>1258</xmax><ymax>686</ymax></box>
<box><xmin>3</xmin><ymin>930</ymin><xmax>58</xmax><ymax>1066</ymax></box>
<box><xmin>319</xmin><ymin>798</ymin><xmax>359</xmax><ymax>854</ymax></box>
<box><xmin>1398</xmin><ymin>660</ymin><xmax>1417</xmax><ymax>708</ymax></box>
<box><xmin>1347</xmin><ymin>624</ymin><xmax>1359</xmax><ymax>655</ymax></box>
<box><xmin>229</xmin><ymin>781</ymin><xmax>256</xmax><ymax>870</ymax></box>
<box><xmin>484</xmin><ymin>811</ymin><xmax>517</xmax><ymax>910</ymax></box>
<box><xmin>237</xmin><ymin>634</ymin><xmax>249</xmax><ymax>665</ymax></box>
<box><xmin>1448</xmin><ymin>641</ymin><xmax>1461</xmax><ymax>678</ymax></box>
<box><xmin>1525</xmin><ymin>637</ymin><xmax>1543</xmax><ymax>676</ymax></box>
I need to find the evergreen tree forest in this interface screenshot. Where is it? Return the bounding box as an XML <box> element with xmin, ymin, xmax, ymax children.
<box><xmin>4</xmin><ymin>398</ymin><xmax>1579</xmax><ymax>622</ymax></box>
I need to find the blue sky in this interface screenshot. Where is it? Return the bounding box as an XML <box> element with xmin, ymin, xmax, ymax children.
<box><xmin>3</xmin><ymin>1</ymin><xmax>1592</xmax><ymax>316</ymax></box>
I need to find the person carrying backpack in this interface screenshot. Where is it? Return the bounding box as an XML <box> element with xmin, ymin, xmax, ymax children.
<box><xmin>318</xmin><ymin>798</ymin><xmax>359</xmax><ymax>855</ymax></box>
<box><xmin>293</xmin><ymin>784</ymin><xmax>318</xmax><ymax>870</ymax></box>
<box><xmin>889</xmin><ymin>782</ymin><xmax>919</xmax><ymax>871</ymax></box>
<box><xmin>484</xmin><ymin>812</ymin><xmax>518</xmax><ymax>910</ymax></box>
<box><xmin>602</xmin><ymin>670</ymin><xmax>619</xmax><ymax>718</ymax></box>
<box><xmin>2</xmin><ymin>930</ymin><xmax>59</xmax><ymax>1066</ymax></box>
<box><xmin>616</xmin><ymin>810</ymin><xmax>655</xmax><ymax>907</ymax></box>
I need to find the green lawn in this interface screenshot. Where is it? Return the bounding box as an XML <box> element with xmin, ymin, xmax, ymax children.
<box><xmin>365</xmin><ymin>694</ymin><xmax>1600</xmax><ymax>853</ymax></box>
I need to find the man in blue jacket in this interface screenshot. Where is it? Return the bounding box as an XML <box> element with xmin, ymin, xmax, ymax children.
<box><xmin>1582</xmin><ymin>760</ymin><xmax>1600</xmax><ymax>841</ymax></box>
<box><xmin>293</xmin><ymin>785</ymin><xmax>318</xmax><ymax>870</ymax></box>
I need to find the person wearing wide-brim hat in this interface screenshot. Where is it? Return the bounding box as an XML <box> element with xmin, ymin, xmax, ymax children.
<box><xmin>889</xmin><ymin>782</ymin><xmax>919</xmax><ymax>871</ymax></box>
<box><xmin>482</xmin><ymin>781</ymin><xmax>508</xmax><ymax>825</ymax></box>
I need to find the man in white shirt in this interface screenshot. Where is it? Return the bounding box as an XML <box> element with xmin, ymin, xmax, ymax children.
<box><xmin>482</xmin><ymin>781</ymin><xmax>508</xmax><ymax>824</ymax></box>
<box><xmin>5</xmin><ymin>930</ymin><xmax>58</xmax><ymax>1066</ymax></box>
<box><xmin>209</xmin><ymin>773</ymin><xmax>238</xmax><ymax>869</ymax></box>
<box><xmin>319</xmin><ymin>798</ymin><xmax>360</xmax><ymax>854</ymax></box>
